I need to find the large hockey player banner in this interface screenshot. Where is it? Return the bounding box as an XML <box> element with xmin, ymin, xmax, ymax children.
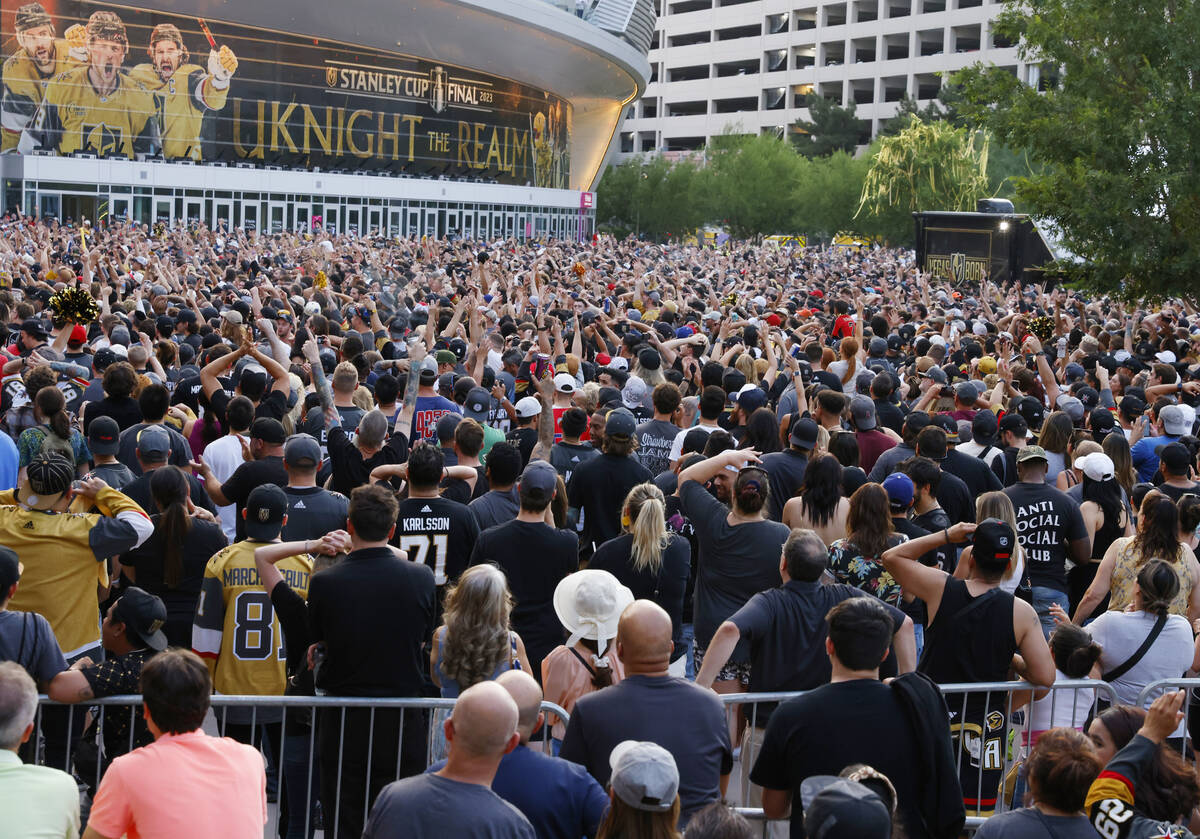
<box><xmin>0</xmin><ymin>1</ymin><xmax>572</xmax><ymax>187</ymax></box>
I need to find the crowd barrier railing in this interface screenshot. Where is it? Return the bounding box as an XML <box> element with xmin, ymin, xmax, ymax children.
<box><xmin>31</xmin><ymin>694</ymin><xmax>568</xmax><ymax>839</ymax></box>
<box><xmin>1136</xmin><ymin>677</ymin><xmax>1200</xmax><ymax>756</ymax></box>
<box><xmin>719</xmin><ymin>679</ymin><xmax>1119</xmax><ymax>837</ymax></box>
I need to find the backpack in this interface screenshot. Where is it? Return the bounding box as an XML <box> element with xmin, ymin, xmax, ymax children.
<box><xmin>37</xmin><ymin>423</ymin><xmax>76</xmax><ymax>463</ymax></box>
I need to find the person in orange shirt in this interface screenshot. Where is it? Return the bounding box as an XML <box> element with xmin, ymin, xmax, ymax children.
<box><xmin>540</xmin><ymin>570</ymin><xmax>631</xmax><ymax>749</ymax></box>
<box><xmin>83</xmin><ymin>648</ymin><xmax>266</xmax><ymax>839</ymax></box>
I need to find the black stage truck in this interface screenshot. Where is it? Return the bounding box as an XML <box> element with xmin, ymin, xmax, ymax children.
<box><xmin>914</xmin><ymin>199</ymin><xmax>1060</xmax><ymax>286</ymax></box>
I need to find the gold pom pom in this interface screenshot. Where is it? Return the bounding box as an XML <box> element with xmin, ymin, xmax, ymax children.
<box><xmin>1029</xmin><ymin>316</ymin><xmax>1055</xmax><ymax>344</ymax></box>
<box><xmin>315</xmin><ymin>270</ymin><xmax>328</xmax><ymax>291</ymax></box>
<box><xmin>573</xmin><ymin>262</ymin><xmax>586</xmax><ymax>278</ymax></box>
<box><xmin>48</xmin><ymin>284</ymin><xmax>99</xmax><ymax>326</ymax></box>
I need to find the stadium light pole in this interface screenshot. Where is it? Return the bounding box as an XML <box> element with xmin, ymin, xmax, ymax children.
<box><xmin>634</xmin><ymin>169</ymin><xmax>648</xmax><ymax>239</ymax></box>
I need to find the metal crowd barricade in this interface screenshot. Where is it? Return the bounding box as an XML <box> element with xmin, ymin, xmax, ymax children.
<box><xmin>719</xmin><ymin>679</ymin><xmax>1118</xmax><ymax>837</ymax></box>
<box><xmin>32</xmin><ymin>694</ymin><xmax>568</xmax><ymax>839</ymax></box>
<box><xmin>1137</xmin><ymin>677</ymin><xmax>1200</xmax><ymax>756</ymax></box>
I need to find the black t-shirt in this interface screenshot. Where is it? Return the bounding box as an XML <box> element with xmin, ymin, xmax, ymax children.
<box><xmin>221</xmin><ymin>455</ymin><xmax>288</xmax><ymax>541</ymax></box>
<box><xmin>589</xmin><ymin>532</ymin><xmax>691</xmax><ymax>661</ymax></box>
<box><xmin>393</xmin><ymin>496</ymin><xmax>480</xmax><ymax>590</ymax></box>
<box><xmin>760</xmin><ymin>449</ymin><xmax>809</xmax><ymax>522</ymax></box>
<box><xmin>1004</xmin><ymin>481</ymin><xmax>1087</xmax><ymax>591</ymax></box>
<box><xmin>440</xmin><ymin>466</ymin><xmax>488</xmax><ymax>505</ymax></box>
<box><xmin>566</xmin><ymin>453</ymin><xmax>652</xmax><ymax>553</ymax></box>
<box><xmin>82</xmin><ymin>396</ymin><xmax>143</xmax><ymax>434</ymax></box>
<box><xmin>732</xmin><ymin>582</ymin><xmax>905</xmax><ymax>701</ymax></box>
<box><xmin>935</xmin><ymin>470</ymin><xmax>976</xmax><ymax>525</ymax></box>
<box><xmin>911</xmin><ymin>507</ymin><xmax>956</xmax><ymax>573</ymax></box>
<box><xmin>470</xmin><ymin>519</ymin><xmax>578</xmax><ymax>678</ymax></box>
<box><xmin>750</xmin><ymin>679</ymin><xmax>926</xmax><ymax>839</ymax></box>
<box><xmin>506</xmin><ymin>426</ymin><xmax>538</xmax><ymax>467</ymax></box>
<box><xmin>1155</xmin><ymin>481</ymin><xmax>1200</xmax><ymax>503</ymax></box>
<box><xmin>123</xmin><ymin>470</ymin><xmax>217</xmax><ymax>519</ymax></box>
<box><xmin>281</xmin><ymin>486</ymin><xmax>349</xmax><ymax>542</ymax></box>
<box><xmin>549</xmin><ymin>441</ymin><xmax>599</xmax><ymax>487</ymax></box>
<box><xmin>874</xmin><ymin>398</ymin><xmax>906</xmax><ymax>435</ymax></box>
<box><xmin>209</xmin><ymin>387</ymin><xmax>287</xmax><ymax>426</ymax></box>
<box><xmin>635</xmin><ymin>419</ymin><xmax>679</xmax><ymax>476</ymax></box>
<box><xmin>326</xmin><ymin>425</ymin><xmax>409</xmax><ymax>498</ymax></box>
<box><xmin>943</xmin><ymin>449</ymin><xmax>1004</xmax><ymax>499</ymax></box>
<box><xmin>678</xmin><ymin>480</ymin><xmax>791</xmax><ymax>654</ymax></box>
<box><xmin>119</xmin><ymin>517</ymin><xmax>228</xmax><ymax>648</ymax></box>
<box><xmin>301</xmin><ymin>405</ymin><xmax>366</xmax><ymax>452</ymax></box>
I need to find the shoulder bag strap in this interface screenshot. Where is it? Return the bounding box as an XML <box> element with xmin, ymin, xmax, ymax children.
<box><xmin>569</xmin><ymin>646</ymin><xmax>596</xmax><ymax>677</ymax></box>
<box><xmin>975</xmin><ymin>445</ymin><xmax>993</xmax><ymax>462</ymax></box>
<box><xmin>1103</xmin><ymin>614</ymin><xmax>1168</xmax><ymax>683</ymax></box>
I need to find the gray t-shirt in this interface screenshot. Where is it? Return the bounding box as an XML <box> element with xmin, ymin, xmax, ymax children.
<box><xmin>974</xmin><ymin>808</ymin><xmax>1097</xmax><ymax>839</ymax></box>
<box><xmin>469</xmin><ymin>488</ymin><xmax>520</xmax><ymax>532</ymax></box>
<box><xmin>364</xmin><ymin>773</ymin><xmax>535</xmax><ymax>839</ymax></box>
<box><xmin>0</xmin><ymin>610</ymin><xmax>68</xmax><ymax>683</ymax></box>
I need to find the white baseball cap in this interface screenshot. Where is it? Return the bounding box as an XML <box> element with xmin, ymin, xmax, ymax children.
<box><xmin>1073</xmin><ymin>451</ymin><xmax>1115</xmax><ymax>482</ymax></box>
<box><xmin>514</xmin><ymin>396</ymin><xmax>542</xmax><ymax>419</ymax></box>
<box><xmin>553</xmin><ymin>372</ymin><xmax>576</xmax><ymax>393</ymax></box>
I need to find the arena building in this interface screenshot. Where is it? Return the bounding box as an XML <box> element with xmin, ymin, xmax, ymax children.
<box><xmin>0</xmin><ymin>0</ymin><xmax>651</xmax><ymax>238</ymax></box>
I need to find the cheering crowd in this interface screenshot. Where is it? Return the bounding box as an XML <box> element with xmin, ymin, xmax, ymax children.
<box><xmin>1</xmin><ymin>216</ymin><xmax>1200</xmax><ymax>839</ymax></box>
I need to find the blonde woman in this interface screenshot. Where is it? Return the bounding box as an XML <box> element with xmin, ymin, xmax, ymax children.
<box><xmin>431</xmin><ymin>564</ymin><xmax>530</xmax><ymax>697</ymax></box>
<box><xmin>953</xmin><ymin>491</ymin><xmax>1026</xmax><ymax>595</ymax></box>
<box><xmin>590</xmin><ymin>483</ymin><xmax>691</xmax><ymax>676</ymax></box>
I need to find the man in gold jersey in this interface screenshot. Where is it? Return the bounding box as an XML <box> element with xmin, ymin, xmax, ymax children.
<box><xmin>1</xmin><ymin>3</ymin><xmax>86</xmax><ymax>152</ymax></box>
<box><xmin>129</xmin><ymin>23</ymin><xmax>238</xmax><ymax>162</ymax></box>
<box><xmin>23</xmin><ymin>10</ymin><xmax>159</xmax><ymax>158</ymax></box>
<box><xmin>193</xmin><ymin>483</ymin><xmax>311</xmax><ymax>755</ymax></box>
<box><xmin>0</xmin><ymin>452</ymin><xmax>152</xmax><ymax>771</ymax></box>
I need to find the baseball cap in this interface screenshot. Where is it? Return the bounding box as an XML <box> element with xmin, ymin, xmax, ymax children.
<box><xmin>1119</xmin><ymin>395</ymin><xmax>1146</xmax><ymax>418</ymax></box>
<box><xmin>608</xmin><ymin>357</ymin><xmax>629</xmax><ymax>372</ymax></box>
<box><xmin>135</xmin><ymin>425</ymin><xmax>171</xmax><ymax>461</ymax></box>
<box><xmin>738</xmin><ymin>385</ymin><xmax>768</xmax><ymax>413</ymax></box>
<box><xmin>868</xmin><ymin>337</ymin><xmax>887</xmax><ymax>356</ymax></box>
<box><xmin>435</xmin><ymin>349</ymin><xmax>457</xmax><ymax>366</ymax></box>
<box><xmin>971</xmin><ymin>409</ymin><xmax>998</xmax><ymax>443</ymax></box>
<box><xmin>1017</xmin><ymin>444</ymin><xmax>1049</xmax><ymax>463</ymax></box>
<box><xmin>68</xmin><ymin>324</ymin><xmax>88</xmax><ymax>345</ymax></box>
<box><xmin>463</xmin><ymin>387</ymin><xmax>492</xmax><ymax>422</ymax></box>
<box><xmin>553</xmin><ymin>372</ymin><xmax>577</xmax><ymax>394</ymax></box>
<box><xmin>243</xmin><ymin>484</ymin><xmax>288</xmax><ymax>541</ymax></box>
<box><xmin>1075</xmin><ymin>451</ymin><xmax>1116</xmax><ymax>482</ymax></box>
<box><xmin>955</xmin><ymin>382</ymin><xmax>978</xmax><ymax>403</ymax></box>
<box><xmin>436</xmin><ymin>413</ymin><xmax>462</xmax><ymax>443</ymax></box>
<box><xmin>1161</xmin><ymin>404</ymin><xmax>1189</xmax><ymax>436</ymax></box>
<box><xmin>519</xmin><ymin>459</ymin><xmax>558</xmax><ymax>500</ymax></box>
<box><xmin>1156</xmin><ymin>441</ymin><xmax>1191</xmax><ymax>475</ymax></box>
<box><xmin>1064</xmin><ymin>362</ymin><xmax>1086</xmax><ymax>382</ymax></box>
<box><xmin>112</xmin><ymin>586</ymin><xmax>169</xmax><ymax>651</ymax></box>
<box><xmin>789</xmin><ymin>417</ymin><xmax>818</xmax><ymax>450</ymax></box>
<box><xmin>1156</xmin><ymin>349</ymin><xmax>1177</xmax><ymax>364</ymax></box>
<box><xmin>1056</xmin><ymin>395</ymin><xmax>1085</xmax><ymax>424</ymax></box>
<box><xmin>973</xmin><ymin>517</ymin><xmax>1017</xmax><ymax>571</ymax></box>
<box><xmin>921</xmin><ymin>366</ymin><xmax>947</xmax><ymax>385</ymax></box>
<box><xmin>0</xmin><ymin>546</ymin><xmax>22</xmax><ymax>592</ymax></box>
<box><xmin>609</xmin><ymin>741</ymin><xmax>679</xmax><ymax>813</ymax></box>
<box><xmin>849</xmin><ymin>395</ymin><xmax>877</xmax><ymax>430</ymax></box>
<box><xmin>92</xmin><ymin>347</ymin><xmax>118</xmax><ymax>371</ymax></box>
<box><xmin>26</xmin><ymin>452</ymin><xmax>74</xmax><ymax>497</ymax></box>
<box><xmin>997</xmin><ymin>412</ymin><xmax>1029</xmax><ymax>440</ymax></box>
<box><xmin>284</xmin><ymin>433</ymin><xmax>322</xmax><ymax>468</ymax></box>
<box><xmin>637</xmin><ymin>348</ymin><xmax>661</xmax><ymax>371</ymax></box>
<box><xmin>514</xmin><ymin>396</ymin><xmax>542</xmax><ymax>419</ymax></box>
<box><xmin>977</xmin><ymin>356</ymin><xmax>997</xmax><ymax>375</ymax></box>
<box><xmin>88</xmin><ymin>416</ymin><xmax>121</xmax><ymax>456</ymax></box>
<box><xmin>20</xmin><ymin>318</ymin><xmax>46</xmax><ymax>339</ymax></box>
<box><xmin>801</xmin><ymin>776</ymin><xmax>892</xmax><ymax>839</ymax></box>
<box><xmin>595</xmin><ymin>352</ymin><xmax>612</xmax><ymax>366</ymax></box>
<box><xmin>1015</xmin><ymin>396</ymin><xmax>1045</xmax><ymax>430</ymax></box>
<box><xmin>1077</xmin><ymin>386</ymin><xmax>1100</xmax><ymax>411</ymax></box>
<box><xmin>622</xmin><ymin>377</ymin><xmax>648</xmax><ymax>410</ymax></box>
<box><xmin>605</xmin><ymin>408</ymin><xmax>637</xmax><ymax>438</ymax></box>
<box><xmin>155</xmin><ymin>315</ymin><xmax>175</xmax><ymax>334</ymax></box>
<box><xmin>418</xmin><ymin>356</ymin><xmax>438</xmax><ymax>384</ymax></box>
<box><xmin>250</xmin><ymin>417</ymin><xmax>287</xmax><ymax>445</ymax></box>
<box><xmin>883</xmin><ymin>473</ymin><xmax>915</xmax><ymax>510</ymax></box>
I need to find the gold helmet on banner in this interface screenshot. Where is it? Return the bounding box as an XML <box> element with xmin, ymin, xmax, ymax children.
<box><xmin>147</xmin><ymin>23</ymin><xmax>188</xmax><ymax>64</ymax></box>
<box><xmin>86</xmin><ymin>10</ymin><xmax>127</xmax><ymax>47</ymax></box>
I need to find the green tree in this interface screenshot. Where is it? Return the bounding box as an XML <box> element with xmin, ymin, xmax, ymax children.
<box><xmin>791</xmin><ymin>95</ymin><xmax>860</xmax><ymax>158</ymax></box>
<box><xmin>953</xmin><ymin>0</ymin><xmax>1200</xmax><ymax>302</ymax></box>
<box><xmin>794</xmin><ymin>151</ymin><xmax>869</xmax><ymax>242</ymax></box>
<box><xmin>856</xmin><ymin>118</ymin><xmax>992</xmax><ymax>244</ymax></box>
<box><xmin>702</xmin><ymin>133</ymin><xmax>806</xmax><ymax>237</ymax></box>
<box><xmin>596</xmin><ymin>155</ymin><xmax>706</xmax><ymax>240</ymax></box>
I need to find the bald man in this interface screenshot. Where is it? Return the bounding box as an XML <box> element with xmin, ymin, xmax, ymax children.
<box><xmin>427</xmin><ymin>671</ymin><xmax>609</xmax><ymax>839</ymax></box>
<box><xmin>364</xmin><ymin>681</ymin><xmax>535</xmax><ymax>839</ymax></box>
<box><xmin>560</xmin><ymin>600</ymin><xmax>732</xmax><ymax>827</ymax></box>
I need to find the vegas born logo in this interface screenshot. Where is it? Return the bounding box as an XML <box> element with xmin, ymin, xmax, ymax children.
<box><xmin>326</xmin><ymin>65</ymin><xmax>339</xmax><ymax>88</ymax></box>
<box><xmin>950</xmin><ymin>252</ymin><xmax>966</xmax><ymax>284</ymax></box>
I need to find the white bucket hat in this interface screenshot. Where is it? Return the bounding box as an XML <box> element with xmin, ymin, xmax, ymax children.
<box><xmin>553</xmin><ymin>570</ymin><xmax>634</xmax><ymax>657</ymax></box>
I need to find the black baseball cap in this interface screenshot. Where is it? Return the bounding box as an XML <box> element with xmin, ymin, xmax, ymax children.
<box><xmin>0</xmin><ymin>546</ymin><xmax>22</xmax><ymax>592</ymax></box>
<box><xmin>789</xmin><ymin>417</ymin><xmax>818</xmax><ymax>450</ymax></box>
<box><xmin>250</xmin><ymin>417</ymin><xmax>286</xmax><ymax>445</ymax></box>
<box><xmin>20</xmin><ymin>318</ymin><xmax>46</xmax><ymax>339</ymax></box>
<box><xmin>283</xmin><ymin>433</ymin><xmax>321</xmax><ymax>468</ymax></box>
<box><xmin>92</xmin><ymin>347</ymin><xmax>118</xmax><ymax>371</ymax></box>
<box><xmin>971</xmin><ymin>409</ymin><xmax>998</xmax><ymax>443</ymax></box>
<box><xmin>973</xmin><ymin>517</ymin><xmax>1016</xmax><ymax>573</ymax></box>
<box><xmin>113</xmin><ymin>586</ymin><xmax>169</xmax><ymax>651</ymax></box>
<box><xmin>519</xmin><ymin>460</ymin><xmax>558</xmax><ymax>501</ymax></box>
<box><xmin>1156</xmin><ymin>442</ymin><xmax>1191</xmax><ymax>475</ymax></box>
<box><xmin>605</xmin><ymin>408</ymin><xmax>637</xmax><ymax>437</ymax></box>
<box><xmin>998</xmin><ymin>412</ymin><xmax>1029</xmax><ymax>439</ymax></box>
<box><xmin>243</xmin><ymin>484</ymin><xmax>288</xmax><ymax>541</ymax></box>
<box><xmin>26</xmin><ymin>452</ymin><xmax>74</xmax><ymax>496</ymax></box>
<box><xmin>801</xmin><ymin>776</ymin><xmax>892</xmax><ymax>838</ymax></box>
<box><xmin>1015</xmin><ymin>396</ymin><xmax>1045</xmax><ymax>430</ymax></box>
<box><xmin>88</xmin><ymin>416</ymin><xmax>121</xmax><ymax>456</ymax></box>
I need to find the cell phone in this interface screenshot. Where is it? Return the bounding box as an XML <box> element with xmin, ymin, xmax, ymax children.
<box><xmin>533</xmin><ymin>353</ymin><xmax>550</xmax><ymax>380</ymax></box>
